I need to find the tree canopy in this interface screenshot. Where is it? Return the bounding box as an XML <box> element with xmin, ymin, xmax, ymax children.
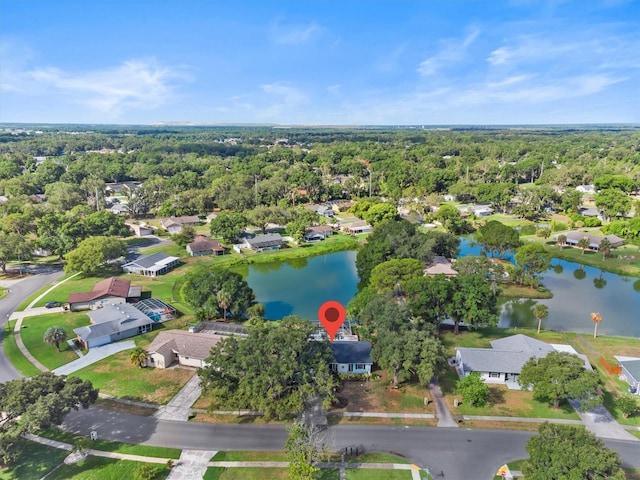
<box><xmin>518</xmin><ymin>351</ymin><xmax>602</xmax><ymax>410</ymax></box>
<box><xmin>64</xmin><ymin>236</ymin><xmax>126</xmax><ymax>275</ymax></box>
<box><xmin>198</xmin><ymin>316</ymin><xmax>336</xmax><ymax>420</ymax></box>
<box><xmin>0</xmin><ymin>373</ymin><xmax>98</xmax><ymax>465</ymax></box>
<box><xmin>524</xmin><ymin>423</ymin><xmax>625</xmax><ymax>480</ymax></box>
<box><xmin>476</xmin><ymin>220</ymin><xmax>521</xmax><ymax>257</ymax></box>
<box><xmin>181</xmin><ymin>266</ymin><xmax>255</xmax><ymax>320</ymax></box>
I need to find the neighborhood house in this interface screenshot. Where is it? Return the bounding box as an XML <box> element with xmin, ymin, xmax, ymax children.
<box><xmin>122</xmin><ymin>252</ymin><xmax>180</xmax><ymax>277</ymax></box>
<box><xmin>186</xmin><ymin>235</ymin><xmax>225</xmax><ymax>256</ymax></box>
<box><xmin>67</xmin><ymin>277</ymin><xmax>141</xmax><ymax>311</ymax></box>
<box><xmin>241</xmin><ymin>233</ymin><xmax>285</xmax><ymax>252</ymax></box>
<box><xmin>160</xmin><ymin>215</ymin><xmax>201</xmax><ymax>234</ymax></box>
<box><xmin>423</xmin><ymin>256</ymin><xmax>458</xmax><ymax>277</ymax></box>
<box><xmin>127</xmin><ymin>223</ymin><xmax>154</xmax><ymax>237</ymax></box>
<box><xmin>561</xmin><ymin>231</ymin><xmax>625</xmax><ymax>251</ymax></box>
<box><xmin>330</xmin><ymin>341</ymin><xmax>373</xmax><ymax>374</ymax></box>
<box><xmin>344</xmin><ymin>220</ymin><xmax>373</xmax><ymax>235</ymax></box>
<box><xmin>73</xmin><ymin>304</ymin><xmax>155</xmax><ymax>348</ymax></box>
<box><xmin>145</xmin><ymin>330</ymin><xmax>224</xmax><ymax>368</ymax></box>
<box><xmin>303</xmin><ymin>225</ymin><xmax>334</xmax><ymax>242</ymax></box>
<box><xmin>615</xmin><ymin>356</ymin><xmax>640</xmax><ymax>395</ymax></box>
<box><xmin>455</xmin><ymin>334</ymin><xmax>591</xmax><ymax>389</ymax></box>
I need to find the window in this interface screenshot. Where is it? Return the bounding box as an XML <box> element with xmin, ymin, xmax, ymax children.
<box><xmin>489</xmin><ymin>372</ymin><xmax>500</xmax><ymax>378</ymax></box>
<box><xmin>355</xmin><ymin>364</ymin><xmax>366</xmax><ymax>370</ymax></box>
<box><xmin>348</xmin><ymin>364</ymin><xmax>354</xmax><ymax>372</ymax></box>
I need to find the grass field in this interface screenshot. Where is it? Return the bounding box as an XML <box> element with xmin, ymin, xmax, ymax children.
<box><xmin>212</xmin><ymin>451</ymin><xmax>289</xmax><ymax>462</ymax></box>
<box><xmin>45</xmin><ymin>456</ymin><xmax>169</xmax><ymax>480</ymax></box>
<box><xmin>70</xmin><ymin>349</ymin><xmax>195</xmax><ymax>404</ymax></box>
<box><xmin>345</xmin><ymin>470</ymin><xmax>413</xmax><ymax>480</ymax></box>
<box><xmin>1</xmin><ymin>320</ymin><xmax>42</xmax><ymax>377</ymax></box>
<box><xmin>204</xmin><ymin>467</ymin><xmax>291</xmax><ymax>480</ymax></box>
<box><xmin>39</xmin><ymin>429</ymin><xmax>182</xmax><ymax>458</ymax></box>
<box><xmin>0</xmin><ymin>440</ymin><xmax>67</xmax><ymax>480</ymax></box>
<box><xmin>21</xmin><ymin>312</ymin><xmax>89</xmax><ymax>369</ymax></box>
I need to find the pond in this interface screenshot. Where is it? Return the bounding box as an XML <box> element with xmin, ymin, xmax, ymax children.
<box><xmin>244</xmin><ymin>242</ymin><xmax>640</xmax><ymax>337</ymax></box>
<box><xmin>458</xmin><ymin>237</ymin><xmax>640</xmax><ymax>337</ymax></box>
<box><xmin>242</xmin><ymin>250</ymin><xmax>359</xmax><ymax>320</ymax></box>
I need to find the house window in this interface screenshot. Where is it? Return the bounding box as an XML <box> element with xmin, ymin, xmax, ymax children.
<box><xmin>355</xmin><ymin>364</ymin><xmax>366</xmax><ymax>370</ymax></box>
<box><xmin>489</xmin><ymin>372</ymin><xmax>500</xmax><ymax>378</ymax></box>
<box><xmin>348</xmin><ymin>364</ymin><xmax>354</xmax><ymax>372</ymax></box>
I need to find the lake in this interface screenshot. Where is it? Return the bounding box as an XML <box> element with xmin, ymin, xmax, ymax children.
<box><xmin>243</xmin><ymin>250</ymin><xmax>359</xmax><ymax>320</ymax></box>
<box><xmin>458</xmin><ymin>237</ymin><xmax>640</xmax><ymax>337</ymax></box>
<box><xmin>244</xmin><ymin>244</ymin><xmax>640</xmax><ymax>337</ymax></box>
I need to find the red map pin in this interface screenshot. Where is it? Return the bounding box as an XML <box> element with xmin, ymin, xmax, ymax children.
<box><xmin>318</xmin><ymin>300</ymin><xmax>347</xmax><ymax>342</ymax></box>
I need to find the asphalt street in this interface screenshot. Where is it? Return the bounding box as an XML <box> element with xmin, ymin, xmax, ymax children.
<box><xmin>62</xmin><ymin>407</ymin><xmax>640</xmax><ymax>480</ymax></box>
<box><xmin>0</xmin><ymin>267</ymin><xmax>64</xmax><ymax>383</ymax></box>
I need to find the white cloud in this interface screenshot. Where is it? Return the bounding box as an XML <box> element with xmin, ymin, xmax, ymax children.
<box><xmin>271</xmin><ymin>20</ymin><xmax>321</xmax><ymax>45</ymax></box>
<box><xmin>2</xmin><ymin>58</ymin><xmax>188</xmax><ymax>117</ymax></box>
<box><xmin>327</xmin><ymin>84</ymin><xmax>341</xmax><ymax>94</ymax></box>
<box><xmin>417</xmin><ymin>27</ymin><xmax>481</xmax><ymax>76</ymax></box>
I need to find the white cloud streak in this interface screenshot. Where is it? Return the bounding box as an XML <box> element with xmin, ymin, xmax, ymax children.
<box><xmin>417</xmin><ymin>27</ymin><xmax>481</xmax><ymax>76</ymax></box>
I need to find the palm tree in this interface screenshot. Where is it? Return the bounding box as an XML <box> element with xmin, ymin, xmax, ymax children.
<box><xmin>43</xmin><ymin>326</ymin><xmax>67</xmax><ymax>352</ymax></box>
<box><xmin>129</xmin><ymin>347</ymin><xmax>148</xmax><ymax>368</ymax></box>
<box><xmin>591</xmin><ymin>312</ymin><xmax>602</xmax><ymax>339</ymax></box>
<box><xmin>532</xmin><ymin>303</ymin><xmax>549</xmax><ymax>334</ymax></box>
<box><xmin>556</xmin><ymin>234</ymin><xmax>567</xmax><ymax>248</ymax></box>
<box><xmin>577</xmin><ymin>237</ymin><xmax>590</xmax><ymax>255</ymax></box>
<box><xmin>598</xmin><ymin>237</ymin><xmax>612</xmax><ymax>260</ymax></box>
<box><xmin>217</xmin><ymin>289</ymin><xmax>232</xmax><ymax>320</ymax></box>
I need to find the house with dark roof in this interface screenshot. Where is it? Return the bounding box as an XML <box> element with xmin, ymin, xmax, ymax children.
<box><xmin>145</xmin><ymin>330</ymin><xmax>224</xmax><ymax>368</ymax></box>
<box><xmin>186</xmin><ymin>235</ymin><xmax>225</xmax><ymax>257</ymax></box>
<box><xmin>455</xmin><ymin>334</ymin><xmax>591</xmax><ymax>389</ymax></box>
<box><xmin>615</xmin><ymin>356</ymin><xmax>640</xmax><ymax>395</ymax></box>
<box><xmin>303</xmin><ymin>225</ymin><xmax>334</xmax><ymax>242</ymax></box>
<box><xmin>241</xmin><ymin>233</ymin><xmax>285</xmax><ymax>252</ymax></box>
<box><xmin>73</xmin><ymin>303</ymin><xmax>155</xmax><ymax>348</ymax></box>
<box><xmin>122</xmin><ymin>252</ymin><xmax>180</xmax><ymax>277</ymax></box>
<box><xmin>331</xmin><ymin>341</ymin><xmax>372</xmax><ymax>374</ymax></box>
<box><xmin>67</xmin><ymin>277</ymin><xmax>141</xmax><ymax>311</ymax></box>
<box><xmin>160</xmin><ymin>215</ymin><xmax>201</xmax><ymax>234</ymax></box>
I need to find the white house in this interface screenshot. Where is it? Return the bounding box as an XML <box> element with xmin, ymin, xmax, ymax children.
<box><xmin>127</xmin><ymin>223</ymin><xmax>154</xmax><ymax>237</ymax></box>
<box><xmin>615</xmin><ymin>356</ymin><xmax>640</xmax><ymax>395</ymax></box>
<box><xmin>73</xmin><ymin>304</ymin><xmax>155</xmax><ymax>349</ymax></box>
<box><xmin>304</xmin><ymin>225</ymin><xmax>334</xmax><ymax>242</ymax></box>
<box><xmin>331</xmin><ymin>341</ymin><xmax>372</xmax><ymax>374</ymax></box>
<box><xmin>423</xmin><ymin>256</ymin><xmax>458</xmax><ymax>277</ymax></box>
<box><xmin>576</xmin><ymin>184</ymin><xmax>596</xmax><ymax>194</ymax></box>
<box><xmin>145</xmin><ymin>330</ymin><xmax>224</xmax><ymax>369</ymax></box>
<box><xmin>160</xmin><ymin>215</ymin><xmax>200</xmax><ymax>234</ymax></box>
<box><xmin>455</xmin><ymin>334</ymin><xmax>591</xmax><ymax>389</ymax></box>
<box><xmin>344</xmin><ymin>220</ymin><xmax>373</xmax><ymax>235</ymax></box>
<box><xmin>122</xmin><ymin>252</ymin><xmax>180</xmax><ymax>277</ymax></box>
<box><xmin>67</xmin><ymin>277</ymin><xmax>141</xmax><ymax>311</ymax></box>
<box><xmin>242</xmin><ymin>233</ymin><xmax>285</xmax><ymax>252</ymax></box>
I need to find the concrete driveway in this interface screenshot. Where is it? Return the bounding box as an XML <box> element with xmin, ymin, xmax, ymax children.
<box><xmin>53</xmin><ymin>341</ymin><xmax>136</xmax><ymax>376</ymax></box>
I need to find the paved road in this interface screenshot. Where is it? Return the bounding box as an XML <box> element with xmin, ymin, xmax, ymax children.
<box><xmin>62</xmin><ymin>407</ymin><xmax>640</xmax><ymax>480</ymax></box>
<box><xmin>0</xmin><ymin>268</ymin><xmax>64</xmax><ymax>383</ymax></box>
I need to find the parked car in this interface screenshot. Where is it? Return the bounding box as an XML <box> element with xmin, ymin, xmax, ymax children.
<box><xmin>45</xmin><ymin>301</ymin><xmax>62</xmax><ymax>308</ymax></box>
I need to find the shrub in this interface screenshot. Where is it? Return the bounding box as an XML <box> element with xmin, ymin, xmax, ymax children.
<box><xmin>456</xmin><ymin>372</ymin><xmax>490</xmax><ymax>407</ymax></box>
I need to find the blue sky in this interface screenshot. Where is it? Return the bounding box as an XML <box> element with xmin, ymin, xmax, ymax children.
<box><xmin>1</xmin><ymin>0</ymin><xmax>638</xmax><ymax>125</ymax></box>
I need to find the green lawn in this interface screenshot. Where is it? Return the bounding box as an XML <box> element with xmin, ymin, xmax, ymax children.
<box><xmin>39</xmin><ymin>428</ymin><xmax>182</xmax><ymax>459</ymax></box>
<box><xmin>204</xmin><ymin>467</ymin><xmax>291</xmax><ymax>479</ymax></box>
<box><xmin>70</xmin><ymin>348</ymin><xmax>195</xmax><ymax>404</ymax></box>
<box><xmin>21</xmin><ymin>312</ymin><xmax>89</xmax><ymax>370</ymax></box>
<box><xmin>212</xmin><ymin>451</ymin><xmax>289</xmax><ymax>462</ymax></box>
<box><xmin>346</xmin><ymin>469</ymin><xmax>413</xmax><ymax>480</ymax></box>
<box><xmin>45</xmin><ymin>456</ymin><xmax>169</xmax><ymax>480</ymax></box>
<box><xmin>0</xmin><ymin>439</ymin><xmax>67</xmax><ymax>480</ymax></box>
<box><xmin>1</xmin><ymin>320</ymin><xmax>42</xmax><ymax>377</ymax></box>
<box><xmin>345</xmin><ymin>453</ymin><xmax>411</xmax><ymax>464</ymax></box>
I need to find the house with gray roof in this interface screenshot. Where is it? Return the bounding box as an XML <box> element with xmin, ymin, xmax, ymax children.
<box><xmin>241</xmin><ymin>233</ymin><xmax>284</xmax><ymax>252</ymax></box>
<box><xmin>122</xmin><ymin>252</ymin><xmax>180</xmax><ymax>277</ymax></box>
<box><xmin>455</xmin><ymin>334</ymin><xmax>591</xmax><ymax>389</ymax></box>
<box><xmin>331</xmin><ymin>341</ymin><xmax>372</xmax><ymax>374</ymax></box>
<box><xmin>615</xmin><ymin>356</ymin><xmax>640</xmax><ymax>395</ymax></box>
<box><xmin>73</xmin><ymin>304</ymin><xmax>155</xmax><ymax>348</ymax></box>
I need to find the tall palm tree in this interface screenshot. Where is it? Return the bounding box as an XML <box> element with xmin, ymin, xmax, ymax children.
<box><xmin>43</xmin><ymin>326</ymin><xmax>67</xmax><ymax>352</ymax></box>
<box><xmin>217</xmin><ymin>289</ymin><xmax>232</xmax><ymax>320</ymax></box>
<box><xmin>591</xmin><ymin>312</ymin><xmax>602</xmax><ymax>339</ymax></box>
<box><xmin>129</xmin><ymin>347</ymin><xmax>148</xmax><ymax>368</ymax></box>
<box><xmin>577</xmin><ymin>237</ymin><xmax>590</xmax><ymax>255</ymax></box>
<box><xmin>532</xmin><ymin>303</ymin><xmax>549</xmax><ymax>334</ymax></box>
<box><xmin>598</xmin><ymin>237</ymin><xmax>612</xmax><ymax>260</ymax></box>
<box><xmin>556</xmin><ymin>234</ymin><xmax>567</xmax><ymax>248</ymax></box>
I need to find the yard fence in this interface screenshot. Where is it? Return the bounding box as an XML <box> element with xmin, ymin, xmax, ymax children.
<box><xmin>599</xmin><ymin>356</ymin><xmax>622</xmax><ymax>375</ymax></box>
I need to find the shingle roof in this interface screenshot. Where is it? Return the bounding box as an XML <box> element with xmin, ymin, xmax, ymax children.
<box><xmin>124</xmin><ymin>252</ymin><xmax>175</xmax><ymax>269</ymax></box>
<box><xmin>74</xmin><ymin>304</ymin><xmax>152</xmax><ymax>340</ymax></box>
<box><xmin>244</xmin><ymin>233</ymin><xmax>284</xmax><ymax>249</ymax></box>
<box><xmin>331</xmin><ymin>341</ymin><xmax>372</xmax><ymax>365</ymax></box>
<box><xmin>620</xmin><ymin>359</ymin><xmax>640</xmax><ymax>383</ymax></box>
<box><xmin>68</xmin><ymin>277</ymin><xmax>132</xmax><ymax>304</ymax></box>
<box><xmin>490</xmin><ymin>334</ymin><xmax>555</xmax><ymax>354</ymax></box>
<box><xmin>424</xmin><ymin>256</ymin><xmax>458</xmax><ymax>276</ymax></box>
<box><xmin>146</xmin><ymin>330</ymin><xmax>224</xmax><ymax>361</ymax></box>
<box><xmin>187</xmin><ymin>236</ymin><xmax>223</xmax><ymax>252</ymax></box>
